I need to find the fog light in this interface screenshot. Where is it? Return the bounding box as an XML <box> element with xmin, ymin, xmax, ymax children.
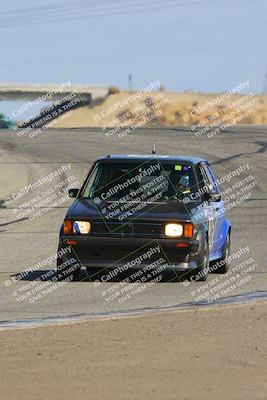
<box><xmin>65</xmin><ymin>239</ymin><xmax>77</xmax><ymax>245</ymax></box>
<box><xmin>176</xmin><ymin>242</ymin><xmax>189</xmax><ymax>248</ymax></box>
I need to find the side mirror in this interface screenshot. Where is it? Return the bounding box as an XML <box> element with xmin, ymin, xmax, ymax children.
<box><xmin>68</xmin><ymin>188</ymin><xmax>79</xmax><ymax>198</ymax></box>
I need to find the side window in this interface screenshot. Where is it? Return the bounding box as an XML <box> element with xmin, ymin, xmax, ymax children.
<box><xmin>203</xmin><ymin>164</ymin><xmax>220</xmax><ymax>194</ymax></box>
<box><xmin>83</xmin><ymin>163</ymin><xmax>102</xmax><ymax>198</ymax></box>
<box><xmin>197</xmin><ymin>164</ymin><xmax>207</xmax><ymax>194</ymax></box>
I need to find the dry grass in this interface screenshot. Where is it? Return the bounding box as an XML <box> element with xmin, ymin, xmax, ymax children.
<box><xmin>52</xmin><ymin>90</ymin><xmax>267</xmax><ymax>128</ymax></box>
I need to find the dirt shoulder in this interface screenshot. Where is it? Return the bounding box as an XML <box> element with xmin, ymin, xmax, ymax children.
<box><xmin>0</xmin><ymin>302</ymin><xmax>266</xmax><ymax>400</ymax></box>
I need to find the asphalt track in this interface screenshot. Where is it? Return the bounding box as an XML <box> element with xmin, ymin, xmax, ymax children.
<box><xmin>0</xmin><ymin>126</ymin><xmax>266</xmax><ymax>324</ymax></box>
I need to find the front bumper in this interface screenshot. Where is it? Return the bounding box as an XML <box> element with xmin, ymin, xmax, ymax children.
<box><xmin>58</xmin><ymin>235</ymin><xmax>203</xmax><ymax>272</ymax></box>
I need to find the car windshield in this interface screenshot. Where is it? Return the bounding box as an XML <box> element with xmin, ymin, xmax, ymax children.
<box><xmin>81</xmin><ymin>160</ymin><xmax>200</xmax><ymax>204</ymax></box>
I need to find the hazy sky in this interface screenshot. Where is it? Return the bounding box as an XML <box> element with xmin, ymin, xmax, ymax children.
<box><xmin>0</xmin><ymin>0</ymin><xmax>267</xmax><ymax>94</ymax></box>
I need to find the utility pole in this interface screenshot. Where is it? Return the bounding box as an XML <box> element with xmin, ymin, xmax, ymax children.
<box><xmin>263</xmin><ymin>64</ymin><xmax>267</xmax><ymax>93</ymax></box>
<box><xmin>128</xmin><ymin>74</ymin><xmax>132</xmax><ymax>92</ymax></box>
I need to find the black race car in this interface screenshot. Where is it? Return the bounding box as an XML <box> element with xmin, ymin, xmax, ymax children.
<box><xmin>56</xmin><ymin>154</ymin><xmax>231</xmax><ymax>282</ymax></box>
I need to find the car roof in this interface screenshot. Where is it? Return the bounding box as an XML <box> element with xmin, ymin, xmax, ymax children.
<box><xmin>95</xmin><ymin>154</ymin><xmax>207</xmax><ymax>165</ymax></box>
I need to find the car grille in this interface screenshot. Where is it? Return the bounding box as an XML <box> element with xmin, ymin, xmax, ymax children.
<box><xmin>92</xmin><ymin>220</ymin><xmax>163</xmax><ymax>238</ymax></box>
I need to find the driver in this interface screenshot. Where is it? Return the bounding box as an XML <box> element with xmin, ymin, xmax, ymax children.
<box><xmin>165</xmin><ymin>171</ymin><xmax>192</xmax><ymax>199</ymax></box>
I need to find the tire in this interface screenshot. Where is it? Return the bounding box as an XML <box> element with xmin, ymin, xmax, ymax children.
<box><xmin>192</xmin><ymin>237</ymin><xmax>210</xmax><ymax>282</ymax></box>
<box><xmin>199</xmin><ymin>237</ymin><xmax>210</xmax><ymax>281</ymax></box>
<box><xmin>86</xmin><ymin>267</ymin><xmax>109</xmax><ymax>281</ymax></box>
<box><xmin>215</xmin><ymin>233</ymin><xmax>230</xmax><ymax>274</ymax></box>
<box><xmin>56</xmin><ymin>255</ymin><xmax>81</xmax><ymax>281</ymax></box>
<box><xmin>86</xmin><ymin>267</ymin><xmax>96</xmax><ymax>280</ymax></box>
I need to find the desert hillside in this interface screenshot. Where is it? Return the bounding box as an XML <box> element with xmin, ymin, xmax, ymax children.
<box><xmin>51</xmin><ymin>89</ymin><xmax>267</xmax><ymax>129</ymax></box>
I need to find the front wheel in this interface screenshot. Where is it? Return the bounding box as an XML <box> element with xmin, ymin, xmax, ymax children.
<box><xmin>56</xmin><ymin>254</ymin><xmax>81</xmax><ymax>281</ymax></box>
<box><xmin>215</xmin><ymin>233</ymin><xmax>230</xmax><ymax>274</ymax></box>
<box><xmin>192</xmin><ymin>237</ymin><xmax>210</xmax><ymax>282</ymax></box>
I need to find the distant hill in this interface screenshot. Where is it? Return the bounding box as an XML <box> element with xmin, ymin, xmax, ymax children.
<box><xmin>50</xmin><ymin>90</ymin><xmax>267</xmax><ymax>129</ymax></box>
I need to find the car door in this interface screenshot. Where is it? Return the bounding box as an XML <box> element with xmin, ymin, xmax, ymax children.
<box><xmin>202</xmin><ymin>162</ymin><xmax>226</xmax><ymax>258</ymax></box>
<box><xmin>196</xmin><ymin>163</ymin><xmax>217</xmax><ymax>257</ymax></box>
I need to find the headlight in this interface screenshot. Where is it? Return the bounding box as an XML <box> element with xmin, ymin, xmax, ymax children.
<box><xmin>165</xmin><ymin>223</ymin><xmax>194</xmax><ymax>238</ymax></box>
<box><xmin>73</xmin><ymin>221</ymin><xmax>91</xmax><ymax>234</ymax></box>
<box><xmin>165</xmin><ymin>223</ymin><xmax>183</xmax><ymax>237</ymax></box>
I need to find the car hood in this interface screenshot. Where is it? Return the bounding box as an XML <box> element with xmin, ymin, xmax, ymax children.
<box><xmin>66</xmin><ymin>198</ymin><xmax>197</xmax><ymax>222</ymax></box>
